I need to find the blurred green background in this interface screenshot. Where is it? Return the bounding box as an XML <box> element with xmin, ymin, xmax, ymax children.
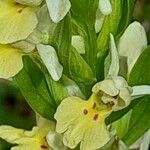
<box><xmin>0</xmin><ymin>0</ymin><xmax>150</xmax><ymax>149</ymax></box>
<box><xmin>134</xmin><ymin>0</ymin><xmax>150</xmax><ymax>43</ymax></box>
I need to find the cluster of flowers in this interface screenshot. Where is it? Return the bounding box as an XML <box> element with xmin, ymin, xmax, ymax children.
<box><xmin>0</xmin><ymin>0</ymin><xmax>150</xmax><ymax>150</ymax></box>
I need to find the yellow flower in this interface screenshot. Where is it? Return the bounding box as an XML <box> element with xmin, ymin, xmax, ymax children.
<box><xmin>54</xmin><ymin>93</ymin><xmax>112</xmax><ymax>150</ymax></box>
<box><xmin>0</xmin><ymin>124</ymin><xmax>50</xmax><ymax>150</ymax></box>
<box><xmin>0</xmin><ymin>0</ymin><xmax>38</xmax><ymax>44</ymax></box>
<box><xmin>0</xmin><ymin>44</ymin><xmax>25</xmax><ymax>79</ymax></box>
<box><xmin>0</xmin><ymin>115</ymin><xmax>70</xmax><ymax>150</ymax></box>
<box><xmin>0</xmin><ymin>115</ymin><xmax>61</xmax><ymax>150</ymax></box>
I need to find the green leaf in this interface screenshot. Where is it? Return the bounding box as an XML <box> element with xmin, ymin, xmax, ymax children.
<box><xmin>128</xmin><ymin>46</ymin><xmax>150</xmax><ymax>86</ymax></box>
<box><xmin>121</xmin><ymin>46</ymin><xmax>150</xmax><ymax>145</ymax></box>
<box><xmin>70</xmin><ymin>0</ymin><xmax>98</xmax><ymax>26</ymax></box>
<box><xmin>52</xmin><ymin>15</ymin><xmax>71</xmax><ymax>75</ymax></box>
<box><xmin>97</xmin><ymin>0</ymin><xmax>122</xmax><ymax>53</ymax></box>
<box><xmin>117</xmin><ymin>0</ymin><xmax>136</xmax><ymax>36</ymax></box>
<box><xmin>14</xmin><ymin>56</ymin><xmax>56</xmax><ymax>120</ymax></box>
<box><xmin>70</xmin><ymin>0</ymin><xmax>98</xmax><ymax>74</ymax></box>
<box><xmin>69</xmin><ymin>47</ymin><xmax>96</xmax><ymax>84</ymax></box>
<box><xmin>123</xmin><ymin>96</ymin><xmax>150</xmax><ymax>146</ymax></box>
<box><xmin>112</xmin><ymin>110</ymin><xmax>132</xmax><ymax>138</ymax></box>
<box><xmin>69</xmin><ymin>47</ymin><xmax>96</xmax><ymax>97</ymax></box>
<box><xmin>45</xmin><ymin>73</ymin><xmax>69</xmax><ymax>105</ymax></box>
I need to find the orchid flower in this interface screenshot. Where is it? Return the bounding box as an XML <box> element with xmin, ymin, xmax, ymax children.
<box><xmin>54</xmin><ymin>93</ymin><xmax>112</xmax><ymax>150</ymax></box>
<box><xmin>0</xmin><ymin>116</ymin><xmax>67</xmax><ymax>150</ymax></box>
<box><xmin>0</xmin><ymin>121</ymin><xmax>51</xmax><ymax>150</ymax></box>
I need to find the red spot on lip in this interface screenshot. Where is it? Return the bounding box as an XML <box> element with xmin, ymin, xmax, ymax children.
<box><xmin>92</xmin><ymin>103</ymin><xmax>96</xmax><ymax>109</ymax></box>
<box><xmin>41</xmin><ymin>145</ymin><xmax>48</xmax><ymax>149</ymax></box>
<box><xmin>83</xmin><ymin>109</ymin><xmax>88</xmax><ymax>115</ymax></box>
<box><xmin>93</xmin><ymin>114</ymin><xmax>99</xmax><ymax>121</ymax></box>
<box><xmin>18</xmin><ymin>8</ymin><xmax>23</xmax><ymax>13</ymax></box>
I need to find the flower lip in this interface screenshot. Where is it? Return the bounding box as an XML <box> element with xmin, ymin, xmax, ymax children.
<box><xmin>54</xmin><ymin>94</ymin><xmax>112</xmax><ymax>150</ymax></box>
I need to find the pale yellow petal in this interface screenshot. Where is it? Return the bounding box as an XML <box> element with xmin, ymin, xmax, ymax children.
<box><xmin>0</xmin><ymin>45</ymin><xmax>24</xmax><ymax>79</ymax></box>
<box><xmin>0</xmin><ymin>1</ymin><xmax>38</xmax><ymax>44</ymax></box>
<box><xmin>54</xmin><ymin>97</ymin><xmax>87</xmax><ymax>133</ymax></box>
<box><xmin>15</xmin><ymin>0</ymin><xmax>43</xmax><ymax>6</ymax></box>
<box><xmin>63</xmin><ymin>121</ymin><xmax>85</xmax><ymax>149</ymax></box>
<box><xmin>80</xmin><ymin>121</ymin><xmax>110</xmax><ymax>150</ymax></box>
<box><xmin>11</xmin><ymin>143</ymin><xmax>39</xmax><ymax>150</ymax></box>
<box><xmin>24</xmin><ymin>127</ymin><xmax>39</xmax><ymax>137</ymax></box>
<box><xmin>0</xmin><ymin>125</ymin><xmax>25</xmax><ymax>144</ymax></box>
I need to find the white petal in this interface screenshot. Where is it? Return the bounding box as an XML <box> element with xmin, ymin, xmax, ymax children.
<box><xmin>108</xmin><ymin>34</ymin><xmax>119</xmax><ymax>76</ymax></box>
<box><xmin>71</xmin><ymin>35</ymin><xmax>85</xmax><ymax>54</ymax></box>
<box><xmin>131</xmin><ymin>85</ymin><xmax>150</xmax><ymax>96</ymax></box>
<box><xmin>140</xmin><ymin>129</ymin><xmax>150</xmax><ymax>150</ymax></box>
<box><xmin>99</xmin><ymin>0</ymin><xmax>112</xmax><ymax>15</ymax></box>
<box><xmin>130</xmin><ymin>129</ymin><xmax>150</xmax><ymax>150</ymax></box>
<box><xmin>112</xmin><ymin>76</ymin><xmax>129</xmax><ymax>89</ymax></box>
<box><xmin>36</xmin><ymin>5</ymin><xmax>57</xmax><ymax>36</ymax></box>
<box><xmin>92</xmin><ymin>78</ymin><xmax>119</xmax><ymax>96</ymax></box>
<box><xmin>37</xmin><ymin>44</ymin><xmax>63</xmax><ymax>81</ymax></box>
<box><xmin>118</xmin><ymin>22</ymin><xmax>147</xmax><ymax>73</ymax></box>
<box><xmin>12</xmin><ymin>41</ymin><xmax>35</xmax><ymax>53</ymax></box>
<box><xmin>62</xmin><ymin>75</ymin><xmax>85</xmax><ymax>98</ymax></box>
<box><xmin>46</xmin><ymin>0</ymin><xmax>71</xmax><ymax>23</ymax></box>
<box><xmin>95</xmin><ymin>9</ymin><xmax>105</xmax><ymax>33</ymax></box>
<box><xmin>46</xmin><ymin>131</ymin><xmax>67</xmax><ymax>150</ymax></box>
